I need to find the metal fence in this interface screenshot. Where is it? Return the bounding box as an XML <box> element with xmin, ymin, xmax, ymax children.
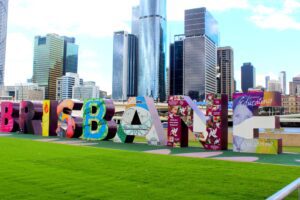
<box><xmin>267</xmin><ymin>178</ymin><xmax>300</xmax><ymax>200</ymax></box>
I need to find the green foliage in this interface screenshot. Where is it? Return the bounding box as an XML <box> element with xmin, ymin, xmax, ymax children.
<box><xmin>0</xmin><ymin>137</ymin><xmax>299</xmax><ymax>200</ymax></box>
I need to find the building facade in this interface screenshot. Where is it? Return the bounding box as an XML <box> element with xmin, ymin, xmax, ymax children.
<box><xmin>99</xmin><ymin>90</ymin><xmax>108</xmax><ymax>98</ymax></box>
<box><xmin>56</xmin><ymin>72</ymin><xmax>81</xmax><ymax>100</ymax></box>
<box><xmin>0</xmin><ymin>85</ymin><xmax>15</xmax><ymax>99</ymax></box>
<box><xmin>32</xmin><ymin>34</ymin><xmax>79</xmax><ymax>100</ymax></box>
<box><xmin>112</xmin><ymin>31</ymin><xmax>138</xmax><ymax>100</ymax></box>
<box><xmin>184</xmin><ymin>7</ymin><xmax>219</xmax><ymax>45</ymax></box>
<box><xmin>241</xmin><ymin>62</ymin><xmax>256</xmax><ymax>92</ymax></box>
<box><xmin>0</xmin><ymin>0</ymin><xmax>8</xmax><ymax>85</ymax></box>
<box><xmin>73</xmin><ymin>81</ymin><xmax>99</xmax><ymax>100</ymax></box>
<box><xmin>169</xmin><ymin>35</ymin><xmax>184</xmax><ymax>96</ymax></box>
<box><xmin>138</xmin><ymin>0</ymin><xmax>166</xmax><ymax>101</ymax></box>
<box><xmin>14</xmin><ymin>83</ymin><xmax>45</xmax><ymax>101</ymax></box>
<box><xmin>289</xmin><ymin>75</ymin><xmax>300</xmax><ymax>96</ymax></box>
<box><xmin>217</xmin><ymin>46</ymin><xmax>234</xmax><ymax>101</ymax></box>
<box><xmin>0</xmin><ymin>84</ymin><xmax>45</xmax><ymax>101</ymax></box>
<box><xmin>282</xmin><ymin>95</ymin><xmax>300</xmax><ymax>114</ymax></box>
<box><xmin>268</xmin><ymin>80</ymin><xmax>281</xmax><ymax>92</ymax></box>
<box><xmin>279</xmin><ymin>71</ymin><xmax>286</xmax><ymax>95</ymax></box>
<box><xmin>131</xmin><ymin>6</ymin><xmax>140</xmax><ymax>37</ymax></box>
<box><xmin>32</xmin><ymin>34</ymin><xmax>64</xmax><ymax>100</ymax></box>
<box><xmin>63</xmin><ymin>37</ymin><xmax>78</xmax><ymax>74</ymax></box>
<box><xmin>183</xmin><ymin>8</ymin><xmax>218</xmax><ymax>101</ymax></box>
<box><xmin>265</xmin><ymin>76</ymin><xmax>270</xmax><ymax>91</ymax></box>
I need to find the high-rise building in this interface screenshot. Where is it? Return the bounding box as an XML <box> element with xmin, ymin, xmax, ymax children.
<box><xmin>241</xmin><ymin>62</ymin><xmax>256</xmax><ymax>92</ymax></box>
<box><xmin>290</xmin><ymin>74</ymin><xmax>300</xmax><ymax>96</ymax></box>
<box><xmin>131</xmin><ymin>6</ymin><xmax>140</xmax><ymax>37</ymax></box>
<box><xmin>265</xmin><ymin>76</ymin><xmax>270</xmax><ymax>91</ymax></box>
<box><xmin>279</xmin><ymin>71</ymin><xmax>286</xmax><ymax>95</ymax></box>
<box><xmin>138</xmin><ymin>0</ymin><xmax>166</xmax><ymax>101</ymax></box>
<box><xmin>184</xmin><ymin>7</ymin><xmax>219</xmax><ymax>45</ymax></box>
<box><xmin>73</xmin><ymin>81</ymin><xmax>99</xmax><ymax>100</ymax></box>
<box><xmin>56</xmin><ymin>72</ymin><xmax>82</xmax><ymax>100</ymax></box>
<box><xmin>169</xmin><ymin>35</ymin><xmax>184</xmax><ymax>96</ymax></box>
<box><xmin>183</xmin><ymin>7</ymin><xmax>218</xmax><ymax>101</ymax></box>
<box><xmin>32</xmin><ymin>34</ymin><xmax>64</xmax><ymax>100</ymax></box>
<box><xmin>112</xmin><ymin>31</ymin><xmax>138</xmax><ymax>100</ymax></box>
<box><xmin>217</xmin><ymin>46</ymin><xmax>234</xmax><ymax>101</ymax></box>
<box><xmin>268</xmin><ymin>80</ymin><xmax>281</xmax><ymax>92</ymax></box>
<box><xmin>0</xmin><ymin>0</ymin><xmax>8</xmax><ymax>85</ymax></box>
<box><xmin>32</xmin><ymin>34</ymin><xmax>78</xmax><ymax>100</ymax></box>
<box><xmin>62</xmin><ymin>37</ymin><xmax>78</xmax><ymax>74</ymax></box>
<box><xmin>166</xmin><ymin>68</ymin><xmax>169</xmax><ymax>98</ymax></box>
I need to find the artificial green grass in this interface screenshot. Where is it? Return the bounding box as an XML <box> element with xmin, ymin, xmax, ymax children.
<box><xmin>0</xmin><ymin>137</ymin><xmax>299</xmax><ymax>200</ymax></box>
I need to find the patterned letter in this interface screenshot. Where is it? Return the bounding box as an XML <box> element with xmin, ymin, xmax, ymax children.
<box><xmin>0</xmin><ymin>102</ymin><xmax>20</xmax><ymax>133</ymax></box>
<box><xmin>83</xmin><ymin>99</ymin><xmax>117</xmax><ymax>140</ymax></box>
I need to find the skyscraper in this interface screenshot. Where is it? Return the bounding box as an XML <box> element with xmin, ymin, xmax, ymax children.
<box><xmin>169</xmin><ymin>35</ymin><xmax>184</xmax><ymax>96</ymax></box>
<box><xmin>138</xmin><ymin>0</ymin><xmax>166</xmax><ymax>101</ymax></box>
<box><xmin>184</xmin><ymin>7</ymin><xmax>219</xmax><ymax>45</ymax></box>
<box><xmin>241</xmin><ymin>62</ymin><xmax>256</xmax><ymax>93</ymax></box>
<box><xmin>0</xmin><ymin>0</ymin><xmax>8</xmax><ymax>85</ymax></box>
<box><xmin>62</xmin><ymin>37</ymin><xmax>78</xmax><ymax>75</ymax></box>
<box><xmin>183</xmin><ymin>7</ymin><xmax>218</xmax><ymax>101</ymax></box>
<box><xmin>112</xmin><ymin>31</ymin><xmax>138</xmax><ymax>100</ymax></box>
<box><xmin>279</xmin><ymin>71</ymin><xmax>286</xmax><ymax>95</ymax></box>
<box><xmin>217</xmin><ymin>46</ymin><xmax>234</xmax><ymax>101</ymax></box>
<box><xmin>131</xmin><ymin>6</ymin><xmax>140</xmax><ymax>37</ymax></box>
<box><xmin>265</xmin><ymin>76</ymin><xmax>270</xmax><ymax>91</ymax></box>
<box><xmin>33</xmin><ymin>34</ymin><xmax>78</xmax><ymax>100</ymax></box>
<box><xmin>289</xmin><ymin>75</ymin><xmax>300</xmax><ymax>96</ymax></box>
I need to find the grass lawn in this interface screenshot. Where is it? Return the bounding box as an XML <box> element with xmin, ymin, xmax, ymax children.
<box><xmin>0</xmin><ymin>137</ymin><xmax>299</xmax><ymax>200</ymax></box>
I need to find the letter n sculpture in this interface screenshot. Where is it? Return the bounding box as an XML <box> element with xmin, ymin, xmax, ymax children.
<box><xmin>168</xmin><ymin>95</ymin><xmax>228</xmax><ymax>150</ymax></box>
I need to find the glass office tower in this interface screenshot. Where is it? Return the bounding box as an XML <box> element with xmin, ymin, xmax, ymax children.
<box><xmin>0</xmin><ymin>0</ymin><xmax>8</xmax><ymax>85</ymax></box>
<box><xmin>112</xmin><ymin>31</ymin><xmax>138</xmax><ymax>100</ymax></box>
<box><xmin>63</xmin><ymin>37</ymin><xmax>78</xmax><ymax>75</ymax></box>
<box><xmin>169</xmin><ymin>35</ymin><xmax>184</xmax><ymax>96</ymax></box>
<box><xmin>265</xmin><ymin>75</ymin><xmax>270</xmax><ymax>91</ymax></box>
<box><xmin>33</xmin><ymin>34</ymin><xmax>64</xmax><ymax>100</ymax></box>
<box><xmin>131</xmin><ymin>6</ymin><xmax>140</xmax><ymax>37</ymax></box>
<box><xmin>138</xmin><ymin>0</ymin><xmax>166</xmax><ymax>101</ymax></box>
<box><xmin>241</xmin><ymin>62</ymin><xmax>256</xmax><ymax>93</ymax></box>
<box><xmin>183</xmin><ymin>7</ymin><xmax>218</xmax><ymax>101</ymax></box>
<box><xmin>279</xmin><ymin>71</ymin><xmax>286</xmax><ymax>95</ymax></box>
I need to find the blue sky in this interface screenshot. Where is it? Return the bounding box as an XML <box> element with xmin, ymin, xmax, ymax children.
<box><xmin>5</xmin><ymin>0</ymin><xmax>300</xmax><ymax>94</ymax></box>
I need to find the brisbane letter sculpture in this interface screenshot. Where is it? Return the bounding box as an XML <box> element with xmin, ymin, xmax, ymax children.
<box><xmin>0</xmin><ymin>92</ymin><xmax>282</xmax><ymax>154</ymax></box>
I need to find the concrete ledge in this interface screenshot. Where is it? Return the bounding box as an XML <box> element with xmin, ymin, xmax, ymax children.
<box><xmin>228</xmin><ymin>133</ymin><xmax>300</xmax><ymax>147</ymax></box>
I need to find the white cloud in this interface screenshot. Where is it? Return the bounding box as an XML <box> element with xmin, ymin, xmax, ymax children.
<box><xmin>5</xmin><ymin>33</ymin><xmax>33</xmax><ymax>85</ymax></box>
<box><xmin>250</xmin><ymin>0</ymin><xmax>300</xmax><ymax>30</ymax></box>
<box><xmin>5</xmin><ymin>0</ymin><xmax>250</xmax><ymax>91</ymax></box>
<box><xmin>284</xmin><ymin>0</ymin><xmax>300</xmax><ymax>14</ymax></box>
<box><xmin>78</xmin><ymin>48</ymin><xmax>112</xmax><ymax>93</ymax></box>
<box><xmin>9</xmin><ymin>0</ymin><xmax>138</xmax><ymax>38</ymax></box>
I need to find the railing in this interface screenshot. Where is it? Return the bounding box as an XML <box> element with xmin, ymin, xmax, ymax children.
<box><xmin>267</xmin><ymin>178</ymin><xmax>300</xmax><ymax>200</ymax></box>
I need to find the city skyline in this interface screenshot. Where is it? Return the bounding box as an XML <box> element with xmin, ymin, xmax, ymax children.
<box><xmin>4</xmin><ymin>0</ymin><xmax>300</xmax><ymax>94</ymax></box>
